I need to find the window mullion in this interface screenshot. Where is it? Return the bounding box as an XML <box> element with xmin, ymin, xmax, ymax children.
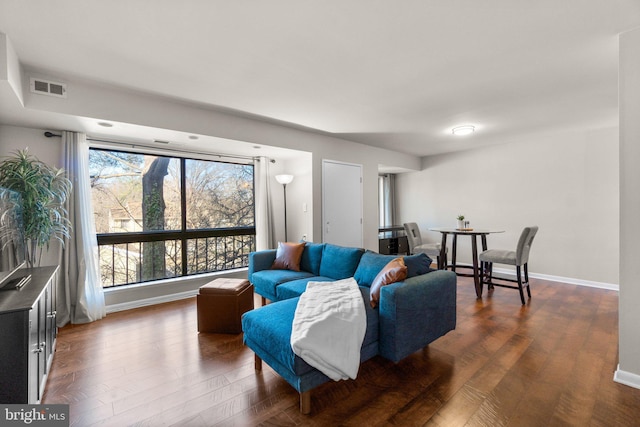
<box><xmin>180</xmin><ymin>158</ymin><xmax>188</xmax><ymax>276</ymax></box>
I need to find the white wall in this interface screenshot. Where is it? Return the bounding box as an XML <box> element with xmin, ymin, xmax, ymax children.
<box><xmin>617</xmin><ymin>27</ymin><xmax>640</xmax><ymax>387</ymax></box>
<box><xmin>396</xmin><ymin>127</ymin><xmax>619</xmax><ymax>285</ymax></box>
<box><xmin>278</xmin><ymin>154</ymin><xmax>313</xmax><ymax>243</ymax></box>
<box><xmin>267</xmin><ymin>152</ymin><xmax>313</xmax><ymax>243</ymax></box>
<box><xmin>0</xmin><ymin>124</ymin><xmax>61</xmax><ymax>166</ymax></box>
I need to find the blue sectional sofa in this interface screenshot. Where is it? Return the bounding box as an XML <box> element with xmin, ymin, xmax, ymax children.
<box><xmin>242</xmin><ymin>242</ymin><xmax>456</xmax><ymax>413</ymax></box>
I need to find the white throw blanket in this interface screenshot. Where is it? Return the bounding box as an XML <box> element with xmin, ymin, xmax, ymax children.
<box><xmin>290</xmin><ymin>277</ymin><xmax>366</xmax><ymax>381</ymax></box>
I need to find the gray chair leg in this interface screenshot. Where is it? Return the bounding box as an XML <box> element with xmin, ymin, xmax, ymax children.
<box><xmin>487</xmin><ymin>262</ymin><xmax>494</xmax><ymax>289</ymax></box>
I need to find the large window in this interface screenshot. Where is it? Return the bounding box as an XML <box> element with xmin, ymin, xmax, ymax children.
<box><xmin>89</xmin><ymin>148</ymin><xmax>255</xmax><ymax>288</ymax></box>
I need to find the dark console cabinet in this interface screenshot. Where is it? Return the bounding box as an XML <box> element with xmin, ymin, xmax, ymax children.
<box><xmin>378</xmin><ymin>226</ymin><xmax>409</xmax><ymax>255</ymax></box>
<box><xmin>0</xmin><ymin>266</ymin><xmax>59</xmax><ymax>403</ymax></box>
<box><xmin>379</xmin><ymin>236</ymin><xmax>409</xmax><ymax>255</ymax></box>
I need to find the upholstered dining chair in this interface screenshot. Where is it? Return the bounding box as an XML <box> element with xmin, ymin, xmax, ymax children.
<box><xmin>403</xmin><ymin>222</ymin><xmax>447</xmax><ymax>269</ymax></box>
<box><xmin>479</xmin><ymin>226</ymin><xmax>539</xmax><ymax>305</ymax></box>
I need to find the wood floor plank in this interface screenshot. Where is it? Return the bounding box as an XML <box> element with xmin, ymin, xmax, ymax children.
<box><xmin>427</xmin><ymin>331</ymin><xmax>537</xmax><ymax>426</ymax></box>
<box><xmin>41</xmin><ymin>277</ymin><xmax>640</xmax><ymax>426</ymax></box>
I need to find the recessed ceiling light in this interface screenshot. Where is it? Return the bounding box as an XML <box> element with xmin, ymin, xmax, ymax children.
<box><xmin>97</xmin><ymin>121</ymin><xmax>113</xmax><ymax>127</ymax></box>
<box><xmin>188</xmin><ymin>135</ymin><xmax>199</xmax><ymax>140</ymax></box>
<box><xmin>253</xmin><ymin>145</ymin><xmax>261</xmax><ymax>149</ymax></box>
<box><xmin>452</xmin><ymin>125</ymin><xmax>475</xmax><ymax>136</ymax></box>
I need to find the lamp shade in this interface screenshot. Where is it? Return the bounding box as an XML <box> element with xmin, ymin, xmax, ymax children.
<box><xmin>275</xmin><ymin>174</ymin><xmax>294</xmax><ymax>185</ymax></box>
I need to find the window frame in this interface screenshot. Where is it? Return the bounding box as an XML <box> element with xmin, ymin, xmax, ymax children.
<box><xmin>89</xmin><ymin>146</ymin><xmax>256</xmax><ymax>288</ymax></box>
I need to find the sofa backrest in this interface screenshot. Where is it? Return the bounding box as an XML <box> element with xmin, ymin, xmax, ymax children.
<box><xmin>319</xmin><ymin>243</ymin><xmax>365</xmax><ymax>280</ymax></box>
<box><xmin>354</xmin><ymin>251</ymin><xmax>434</xmax><ymax>288</ymax></box>
<box><xmin>299</xmin><ymin>242</ymin><xmax>325</xmax><ymax>275</ymax></box>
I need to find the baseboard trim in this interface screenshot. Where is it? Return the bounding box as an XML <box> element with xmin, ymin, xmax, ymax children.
<box><xmin>614</xmin><ymin>365</ymin><xmax>640</xmax><ymax>389</ymax></box>
<box><xmin>493</xmin><ymin>267</ymin><xmax>619</xmax><ymax>291</ymax></box>
<box><xmin>103</xmin><ymin>268</ymin><xmax>248</xmax><ymax>314</ymax></box>
<box><xmin>106</xmin><ymin>289</ymin><xmax>199</xmax><ymax>314</ymax></box>
<box><xmin>105</xmin><ymin>267</ymin><xmax>618</xmax><ymax>313</ymax></box>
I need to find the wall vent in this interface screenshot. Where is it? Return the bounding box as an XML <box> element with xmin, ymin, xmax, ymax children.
<box><xmin>30</xmin><ymin>77</ymin><xmax>67</xmax><ymax>98</ymax></box>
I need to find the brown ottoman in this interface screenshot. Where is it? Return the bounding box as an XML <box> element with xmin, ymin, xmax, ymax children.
<box><xmin>197</xmin><ymin>278</ymin><xmax>254</xmax><ymax>334</ymax></box>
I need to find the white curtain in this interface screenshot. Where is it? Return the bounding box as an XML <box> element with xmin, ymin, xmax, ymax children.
<box><xmin>381</xmin><ymin>173</ymin><xmax>397</xmax><ymax>226</ymax></box>
<box><xmin>58</xmin><ymin>131</ymin><xmax>106</xmax><ymax>325</ymax></box>
<box><xmin>254</xmin><ymin>156</ymin><xmax>275</xmax><ymax>250</ymax></box>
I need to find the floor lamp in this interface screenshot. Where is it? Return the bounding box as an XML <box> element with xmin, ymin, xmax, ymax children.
<box><xmin>275</xmin><ymin>174</ymin><xmax>294</xmax><ymax>241</ymax></box>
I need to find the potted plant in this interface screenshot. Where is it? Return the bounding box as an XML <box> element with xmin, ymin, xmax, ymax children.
<box><xmin>457</xmin><ymin>215</ymin><xmax>465</xmax><ymax>230</ymax></box>
<box><xmin>0</xmin><ymin>149</ymin><xmax>72</xmax><ymax>267</ymax></box>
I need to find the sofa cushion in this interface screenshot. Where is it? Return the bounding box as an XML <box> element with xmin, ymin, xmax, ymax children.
<box><xmin>276</xmin><ymin>276</ymin><xmax>334</xmax><ymax>300</ymax></box>
<box><xmin>353</xmin><ymin>251</ymin><xmax>397</xmax><ymax>288</ymax></box>
<box><xmin>272</xmin><ymin>242</ymin><xmax>305</xmax><ymax>271</ymax></box>
<box><xmin>369</xmin><ymin>257</ymin><xmax>408</xmax><ymax>308</ymax></box>
<box><xmin>300</xmin><ymin>242</ymin><xmax>325</xmax><ymax>276</ymax></box>
<box><xmin>242</xmin><ymin>287</ymin><xmax>380</xmax><ymax>378</ymax></box>
<box><xmin>319</xmin><ymin>244</ymin><xmax>365</xmax><ymax>280</ymax></box>
<box><xmin>251</xmin><ymin>269</ymin><xmax>314</xmax><ymax>301</ymax></box>
<box><xmin>404</xmin><ymin>253</ymin><xmax>433</xmax><ymax>278</ymax></box>
<box><xmin>243</xmin><ymin>298</ymin><xmax>316</xmax><ymax>377</ymax></box>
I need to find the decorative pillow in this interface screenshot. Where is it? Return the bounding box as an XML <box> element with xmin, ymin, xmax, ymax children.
<box><xmin>404</xmin><ymin>253</ymin><xmax>433</xmax><ymax>277</ymax></box>
<box><xmin>353</xmin><ymin>251</ymin><xmax>397</xmax><ymax>287</ymax></box>
<box><xmin>369</xmin><ymin>257</ymin><xmax>408</xmax><ymax>308</ymax></box>
<box><xmin>299</xmin><ymin>241</ymin><xmax>325</xmax><ymax>275</ymax></box>
<box><xmin>271</xmin><ymin>242</ymin><xmax>305</xmax><ymax>271</ymax></box>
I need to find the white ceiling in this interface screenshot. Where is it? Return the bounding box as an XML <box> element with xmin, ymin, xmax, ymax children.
<box><xmin>0</xmin><ymin>1</ymin><xmax>639</xmax><ymax>158</ymax></box>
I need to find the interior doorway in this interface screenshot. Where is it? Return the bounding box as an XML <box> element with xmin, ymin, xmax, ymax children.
<box><xmin>322</xmin><ymin>159</ymin><xmax>363</xmax><ymax>247</ymax></box>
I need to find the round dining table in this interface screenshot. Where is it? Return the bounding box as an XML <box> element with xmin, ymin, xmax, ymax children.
<box><xmin>428</xmin><ymin>228</ymin><xmax>505</xmax><ymax>298</ymax></box>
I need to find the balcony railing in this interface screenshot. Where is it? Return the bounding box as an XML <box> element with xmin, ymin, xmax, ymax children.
<box><xmin>97</xmin><ymin>226</ymin><xmax>256</xmax><ymax>288</ymax></box>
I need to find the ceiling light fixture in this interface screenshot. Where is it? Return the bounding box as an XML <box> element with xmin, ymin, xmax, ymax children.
<box><xmin>97</xmin><ymin>121</ymin><xmax>113</xmax><ymax>127</ymax></box>
<box><xmin>188</xmin><ymin>135</ymin><xmax>199</xmax><ymax>140</ymax></box>
<box><xmin>452</xmin><ymin>125</ymin><xmax>475</xmax><ymax>136</ymax></box>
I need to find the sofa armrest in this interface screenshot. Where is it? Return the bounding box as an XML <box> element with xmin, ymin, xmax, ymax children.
<box><xmin>378</xmin><ymin>270</ymin><xmax>457</xmax><ymax>363</ymax></box>
<box><xmin>248</xmin><ymin>250</ymin><xmax>277</xmax><ymax>282</ymax></box>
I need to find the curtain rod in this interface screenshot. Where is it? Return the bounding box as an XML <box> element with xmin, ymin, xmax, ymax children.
<box><xmin>87</xmin><ymin>136</ymin><xmax>261</xmax><ymax>163</ymax></box>
<box><xmin>43</xmin><ymin>131</ymin><xmax>274</xmax><ymax>163</ymax></box>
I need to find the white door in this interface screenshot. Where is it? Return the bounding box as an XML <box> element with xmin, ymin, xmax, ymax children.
<box><xmin>322</xmin><ymin>160</ymin><xmax>363</xmax><ymax>247</ymax></box>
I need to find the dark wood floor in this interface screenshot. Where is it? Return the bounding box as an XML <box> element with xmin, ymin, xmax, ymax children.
<box><xmin>43</xmin><ymin>276</ymin><xmax>640</xmax><ymax>426</ymax></box>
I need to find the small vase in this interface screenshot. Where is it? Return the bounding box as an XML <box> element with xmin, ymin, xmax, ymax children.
<box><xmin>457</xmin><ymin>220</ymin><xmax>464</xmax><ymax>229</ymax></box>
